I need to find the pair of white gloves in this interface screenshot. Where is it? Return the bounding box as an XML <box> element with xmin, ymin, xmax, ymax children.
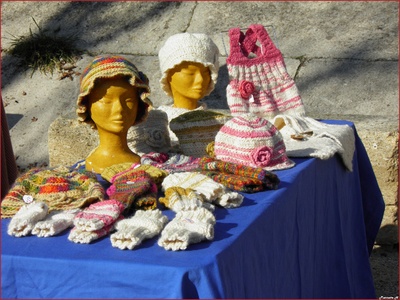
<box><xmin>7</xmin><ymin>201</ymin><xmax>80</xmax><ymax>238</ymax></box>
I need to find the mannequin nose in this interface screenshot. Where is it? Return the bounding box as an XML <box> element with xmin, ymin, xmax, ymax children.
<box><xmin>194</xmin><ymin>71</ymin><xmax>204</xmax><ymax>85</ymax></box>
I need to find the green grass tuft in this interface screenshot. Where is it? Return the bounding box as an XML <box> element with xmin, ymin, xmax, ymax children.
<box><xmin>4</xmin><ymin>17</ymin><xmax>82</xmax><ymax>76</ymax></box>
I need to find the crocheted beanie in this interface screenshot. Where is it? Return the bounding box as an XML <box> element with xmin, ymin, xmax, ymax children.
<box><xmin>214</xmin><ymin>114</ymin><xmax>295</xmax><ymax>171</ymax></box>
<box><xmin>170</xmin><ymin>110</ymin><xmax>232</xmax><ymax>157</ymax></box>
<box><xmin>158</xmin><ymin>33</ymin><xmax>220</xmax><ymax>98</ymax></box>
<box><xmin>1</xmin><ymin>166</ymin><xmax>105</xmax><ymax>219</ymax></box>
<box><xmin>76</xmin><ymin>55</ymin><xmax>153</xmax><ymax>127</ymax></box>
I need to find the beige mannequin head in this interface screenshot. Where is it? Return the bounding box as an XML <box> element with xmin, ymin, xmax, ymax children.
<box><xmin>158</xmin><ymin>33</ymin><xmax>220</xmax><ymax>109</ymax></box>
<box><xmin>167</xmin><ymin>61</ymin><xmax>211</xmax><ymax>110</ymax></box>
<box><xmin>76</xmin><ymin>55</ymin><xmax>152</xmax><ymax>173</ymax></box>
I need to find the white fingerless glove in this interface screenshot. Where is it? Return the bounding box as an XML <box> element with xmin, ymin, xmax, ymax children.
<box><xmin>158</xmin><ymin>207</ymin><xmax>216</xmax><ymax>251</ymax></box>
<box><xmin>7</xmin><ymin>201</ymin><xmax>48</xmax><ymax>237</ymax></box>
<box><xmin>111</xmin><ymin>209</ymin><xmax>168</xmax><ymax>250</ymax></box>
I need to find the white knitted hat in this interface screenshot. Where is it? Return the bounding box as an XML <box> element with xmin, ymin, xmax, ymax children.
<box><xmin>158</xmin><ymin>33</ymin><xmax>220</xmax><ymax>98</ymax></box>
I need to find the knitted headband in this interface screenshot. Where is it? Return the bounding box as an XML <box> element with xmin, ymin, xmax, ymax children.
<box><xmin>214</xmin><ymin>114</ymin><xmax>295</xmax><ymax>171</ymax></box>
<box><xmin>158</xmin><ymin>33</ymin><xmax>220</xmax><ymax>98</ymax></box>
<box><xmin>76</xmin><ymin>55</ymin><xmax>153</xmax><ymax>127</ymax></box>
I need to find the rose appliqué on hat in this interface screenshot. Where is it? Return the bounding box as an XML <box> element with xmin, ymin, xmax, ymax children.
<box><xmin>250</xmin><ymin>146</ymin><xmax>272</xmax><ymax>167</ymax></box>
<box><xmin>144</xmin><ymin>128</ymin><xmax>168</xmax><ymax>148</ymax></box>
<box><xmin>239</xmin><ymin>80</ymin><xmax>255</xmax><ymax>100</ymax></box>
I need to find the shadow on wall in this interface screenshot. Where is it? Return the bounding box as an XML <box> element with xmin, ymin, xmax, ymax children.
<box><xmin>375</xmin><ymin>224</ymin><xmax>399</xmax><ymax>246</ymax></box>
<box><xmin>1</xmin><ymin>2</ymin><xmax>179</xmax><ymax>88</ymax></box>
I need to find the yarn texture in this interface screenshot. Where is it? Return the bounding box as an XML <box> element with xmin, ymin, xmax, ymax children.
<box><xmin>170</xmin><ymin>110</ymin><xmax>232</xmax><ymax>157</ymax></box>
<box><xmin>226</xmin><ymin>24</ymin><xmax>305</xmax><ymax>119</ymax></box>
<box><xmin>214</xmin><ymin>114</ymin><xmax>295</xmax><ymax>171</ymax></box>
<box><xmin>1</xmin><ymin>166</ymin><xmax>105</xmax><ymax>219</ymax></box>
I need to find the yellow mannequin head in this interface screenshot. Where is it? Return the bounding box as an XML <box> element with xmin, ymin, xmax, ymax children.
<box><xmin>166</xmin><ymin>62</ymin><xmax>211</xmax><ymax>110</ymax></box>
<box><xmin>88</xmin><ymin>76</ymin><xmax>138</xmax><ymax>134</ymax></box>
<box><xmin>85</xmin><ymin>76</ymin><xmax>141</xmax><ymax>173</ymax></box>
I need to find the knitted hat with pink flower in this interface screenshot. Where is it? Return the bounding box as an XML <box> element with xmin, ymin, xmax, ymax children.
<box><xmin>214</xmin><ymin>114</ymin><xmax>295</xmax><ymax>171</ymax></box>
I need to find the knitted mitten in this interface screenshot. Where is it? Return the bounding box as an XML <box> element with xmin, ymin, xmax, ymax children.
<box><xmin>101</xmin><ymin>162</ymin><xmax>133</xmax><ymax>182</ymax></box>
<box><xmin>68</xmin><ymin>217</ymin><xmax>122</xmax><ymax>244</ymax></box>
<box><xmin>110</xmin><ymin>209</ymin><xmax>168</xmax><ymax>250</ymax></box>
<box><xmin>198</xmin><ymin>157</ymin><xmax>280</xmax><ymax>192</ymax></box>
<box><xmin>141</xmin><ymin>152</ymin><xmax>201</xmax><ymax>174</ymax></box>
<box><xmin>32</xmin><ymin>208</ymin><xmax>81</xmax><ymax>237</ymax></box>
<box><xmin>107</xmin><ymin>169</ymin><xmax>153</xmax><ymax>211</ymax></box>
<box><xmin>162</xmin><ymin>172</ymin><xmax>224</xmax><ymax>203</ymax></box>
<box><xmin>159</xmin><ymin>187</ymin><xmax>212</xmax><ymax>212</ymax></box>
<box><xmin>7</xmin><ymin>202</ymin><xmax>48</xmax><ymax>237</ymax></box>
<box><xmin>73</xmin><ymin>200</ymin><xmax>125</xmax><ymax>232</ymax></box>
<box><xmin>158</xmin><ymin>207</ymin><xmax>216</xmax><ymax>251</ymax></box>
<box><xmin>132</xmin><ymin>182</ymin><xmax>158</xmax><ymax>211</ymax></box>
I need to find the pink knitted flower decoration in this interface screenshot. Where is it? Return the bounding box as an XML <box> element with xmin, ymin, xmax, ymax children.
<box><xmin>239</xmin><ymin>80</ymin><xmax>255</xmax><ymax>100</ymax></box>
<box><xmin>250</xmin><ymin>146</ymin><xmax>272</xmax><ymax>167</ymax></box>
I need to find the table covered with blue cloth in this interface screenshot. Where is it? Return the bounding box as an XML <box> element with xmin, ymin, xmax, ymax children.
<box><xmin>1</xmin><ymin>120</ymin><xmax>384</xmax><ymax>298</ymax></box>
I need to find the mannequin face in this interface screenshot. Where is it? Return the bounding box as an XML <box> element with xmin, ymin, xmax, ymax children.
<box><xmin>88</xmin><ymin>77</ymin><xmax>139</xmax><ymax>133</ymax></box>
<box><xmin>169</xmin><ymin>62</ymin><xmax>211</xmax><ymax>109</ymax></box>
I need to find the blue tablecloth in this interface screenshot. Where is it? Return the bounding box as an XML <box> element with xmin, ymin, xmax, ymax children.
<box><xmin>1</xmin><ymin>121</ymin><xmax>384</xmax><ymax>298</ymax></box>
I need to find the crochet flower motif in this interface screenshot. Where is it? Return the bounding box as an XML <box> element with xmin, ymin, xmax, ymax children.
<box><xmin>250</xmin><ymin>146</ymin><xmax>273</xmax><ymax>167</ymax></box>
<box><xmin>239</xmin><ymin>80</ymin><xmax>255</xmax><ymax>100</ymax></box>
<box><xmin>144</xmin><ymin>128</ymin><xmax>167</xmax><ymax>148</ymax></box>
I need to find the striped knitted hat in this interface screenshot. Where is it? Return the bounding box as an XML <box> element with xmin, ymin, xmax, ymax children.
<box><xmin>169</xmin><ymin>110</ymin><xmax>232</xmax><ymax>157</ymax></box>
<box><xmin>214</xmin><ymin>114</ymin><xmax>295</xmax><ymax>171</ymax></box>
<box><xmin>1</xmin><ymin>166</ymin><xmax>105</xmax><ymax>218</ymax></box>
<box><xmin>76</xmin><ymin>55</ymin><xmax>153</xmax><ymax>127</ymax></box>
<box><xmin>158</xmin><ymin>33</ymin><xmax>220</xmax><ymax>98</ymax></box>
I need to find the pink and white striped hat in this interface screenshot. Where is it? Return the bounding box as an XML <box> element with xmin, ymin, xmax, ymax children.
<box><xmin>214</xmin><ymin>114</ymin><xmax>295</xmax><ymax>171</ymax></box>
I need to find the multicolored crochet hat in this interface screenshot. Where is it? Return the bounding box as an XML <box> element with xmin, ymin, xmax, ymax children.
<box><xmin>170</xmin><ymin>110</ymin><xmax>232</xmax><ymax>157</ymax></box>
<box><xmin>158</xmin><ymin>33</ymin><xmax>220</xmax><ymax>98</ymax></box>
<box><xmin>1</xmin><ymin>166</ymin><xmax>105</xmax><ymax>219</ymax></box>
<box><xmin>76</xmin><ymin>55</ymin><xmax>153</xmax><ymax>127</ymax></box>
<box><xmin>214</xmin><ymin>114</ymin><xmax>295</xmax><ymax>171</ymax></box>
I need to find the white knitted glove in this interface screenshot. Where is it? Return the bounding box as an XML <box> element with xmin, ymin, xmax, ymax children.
<box><xmin>158</xmin><ymin>207</ymin><xmax>216</xmax><ymax>251</ymax></box>
<box><xmin>215</xmin><ymin>188</ymin><xmax>244</xmax><ymax>208</ymax></box>
<box><xmin>273</xmin><ymin>115</ymin><xmax>355</xmax><ymax>171</ymax></box>
<box><xmin>7</xmin><ymin>201</ymin><xmax>48</xmax><ymax>237</ymax></box>
<box><xmin>110</xmin><ymin>209</ymin><xmax>168</xmax><ymax>250</ymax></box>
<box><xmin>32</xmin><ymin>208</ymin><xmax>81</xmax><ymax>237</ymax></box>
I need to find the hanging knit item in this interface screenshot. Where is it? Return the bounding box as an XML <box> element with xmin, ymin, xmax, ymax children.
<box><xmin>169</xmin><ymin>110</ymin><xmax>232</xmax><ymax>157</ymax></box>
<box><xmin>214</xmin><ymin>114</ymin><xmax>295</xmax><ymax>171</ymax></box>
<box><xmin>1</xmin><ymin>166</ymin><xmax>105</xmax><ymax>219</ymax></box>
<box><xmin>226</xmin><ymin>24</ymin><xmax>305</xmax><ymax>120</ymax></box>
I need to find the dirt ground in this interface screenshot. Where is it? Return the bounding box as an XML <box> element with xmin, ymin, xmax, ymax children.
<box><xmin>370</xmin><ymin>243</ymin><xmax>399</xmax><ymax>297</ymax></box>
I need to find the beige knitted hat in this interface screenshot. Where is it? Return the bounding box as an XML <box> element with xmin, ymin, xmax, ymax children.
<box><xmin>158</xmin><ymin>33</ymin><xmax>220</xmax><ymax>98</ymax></box>
<box><xmin>169</xmin><ymin>110</ymin><xmax>232</xmax><ymax>157</ymax></box>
